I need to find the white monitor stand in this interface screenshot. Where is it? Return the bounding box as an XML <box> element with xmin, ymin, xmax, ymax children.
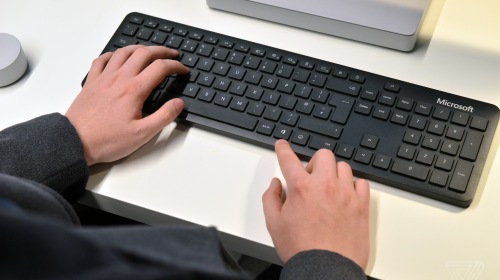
<box><xmin>206</xmin><ymin>0</ymin><xmax>431</xmax><ymax>52</ymax></box>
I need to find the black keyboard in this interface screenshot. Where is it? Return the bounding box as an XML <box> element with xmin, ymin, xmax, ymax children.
<box><xmin>93</xmin><ymin>12</ymin><xmax>500</xmax><ymax>208</ymax></box>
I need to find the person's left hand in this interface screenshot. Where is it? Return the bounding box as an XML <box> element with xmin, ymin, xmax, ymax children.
<box><xmin>66</xmin><ymin>45</ymin><xmax>189</xmax><ymax>166</ymax></box>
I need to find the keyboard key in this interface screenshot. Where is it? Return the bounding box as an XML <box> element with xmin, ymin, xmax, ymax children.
<box><xmin>247</xmin><ymin>102</ymin><xmax>265</xmax><ymax>117</ymax></box>
<box><xmin>281</xmin><ymin>112</ymin><xmax>300</xmax><ymax>126</ymax></box>
<box><xmin>427</xmin><ymin>120</ymin><xmax>446</xmax><ymax>135</ymax></box>
<box><xmin>440</xmin><ymin>139</ymin><xmax>460</xmax><ymax>156</ymax></box>
<box><xmin>246</xmin><ymin>87</ymin><xmax>263</xmax><ymax>100</ymax></box>
<box><xmin>245</xmin><ymin>72</ymin><xmax>263</xmax><ymax>85</ymax></box>
<box><xmin>415</xmin><ymin>102</ymin><xmax>432</xmax><ymax>116</ymax></box>
<box><xmin>311</xmin><ymin>89</ymin><xmax>329</xmax><ymax>104</ymax></box>
<box><xmin>166</xmin><ymin>35</ymin><xmax>183</xmax><ymax>48</ymax></box>
<box><xmin>309</xmin><ymin>136</ymin><xmax>336</xmax><ymax>151</ymax></box>
<box><xmin>263</xmin><ymin>107</ymin><xmax>282</xmax><ymax>121</ymax></box>
<box><xmin>350</xmin><ymin>74</ymin><xmax>365</xmax><ymax>83</ymax></box>
<box><xmin>391</xmin><ymin>111</ymin><xmax>409</xmax><ymax>125</ymax></box>
<box><xmin>360</xmin><ymin>134</ymin><xmax>379</xmax><ymax>149</ymax></box>
<box><xmin>336</xmin><ymin>143</ymin><xmax>355</xmax><ymax>159</ymax></box>
<box><xmin>279</xmin><ymin>96</ymin><xmax>297</xmax><ymax>110</ymax></box>
<box><xmin>262</xmin><ymin>92</ymin><xmax>280</xmax><ymax>105</ymax></box>
<box><xmin>373</xmin><ymin>154</ymin><xmax>391</xmax><ymax>170</ymax></box>
<box><xmin>392</xmin><ymin>160</ymin><xmax>429</xmax><ymax>181</ymax></box>
<box><xmin>296</xmin><ymin>100</ymin><xmax>314</xmax><ymax>115</ymax></box>
<box><xmin>433</xmin><ymin>107</ymin><xmax>451</xmax><ymax>121</ymax></box>
<box><xmin>403</xmin><ymin>130</ymin><xmax>421</xmax><ymax>145</ymax></box>
<box><xmin>256</xmin><ymin>120</ymin><xmax>275</xmax><ymax>136</ymax></box>
<box><xmin>361</xmin><ymin>87</ymin><xmax>379</xmax><ymax>102</ymax></box>
<box><xmin>151</xmin><ymin>32</ymin><xmax>168</xmax><ymax>44</ymax></box>
<box><xmin>137</xmin><ymin>28</ymin><xmax>153</xmax><ymax>41</ymax></box>
<box><xmin>251</xmin><ymin>48</ymin><xmax>266</xmax><ymax>57</ymax></box>
<box><xmin>291</xmin><ymin>131</ymin><xmax>311</xmax><ymax>146</ymax></box>
<box><xmin>228</xmin><ymin>52</ymin><xmax>246</xmax><ymax>65</ymax></box>
<box><xmin>260</xmin><ymin>61</ymin><xmax>278</xmax><ymax>74</ymax></box>
<box><xmin>183</xmin><ymin>98</ymin><xmax>257</xmax><ymax>131</ymax></box>
<box><xmin>460</xmin><ymin>130</ymin><xmax>483</xmax><ymax>161</ymax></box>
<box><xmin>294</xmin><ymin>85</ymin><xmax>312</xmax><ymax>99</ymax></box>
<box><xmin>435</xmin><ymin>155</ymin><xmax>454</xmax><ymax>171</ymax></box>
<box><xmin>298</xmin><ymin>117</ymin><xmax>342</xmax><ymax>139</ymax></box>
<box><xmin>230</xmin><ymin>98</ymin><xmax>248</xmax><ymax>112</ymax></box>
<box><xmin>277</xmin><ymin>80</ymin><xmax>296</xmax><ymax>94</ymax></box>
<box><xmin>228</xmin><ymin>67</ymin><xmax>246</xmax><ymax>81</ymax></box>
<box><xmin>316</xmin><ymin>65</ymin><xmax>332</xmax><ymax>75</ymax></box>
<box><xmin>182</xmin><ymin>84</ymin><xmax>200</xmax><ymax>98</ymax></box>
<box><xmin>283</xmin><ymin>56</ymin><xmax>298</xmax><ymax>65</ymax></box>
<box><xmin>214</xmin><ymin>93</ymin><xmax>232</xmax><ymax>107</ymax></box>
<box><xmin>379</xmin><ymin>93</ymin><xmax>396</xmax><ymax>107</ymax></box>
<box><xmin>470</xmin><ymin>116</ymin><xmax>488</xmax><ymax>131</ymax></box>
<box><xmin>372</xmin><ymin>107</ymin><xmax>391</xmax><ymax>121</ymax></box>
<box><xmin>384</xmin><ymin>82</ymin><xmax>400</xmax><ymax>92</ymax></box>
<box><xmin>446</xmin><ymin>125</ymin><xmax>465</xmax><ymax>141</ymax></box>
<box><xmin>354</xmin><ymin>149</ymin><xmax>373</xmax><ymax>164</ymax></box>
<box><xmin>326</xmin><ymin>79</ymin><xmax>361</xmax><ymax>97</ymax></box>
<box><xmin>397</xmin><ymin>144</ymin><xmax>416</xmax><ymax>160</ymax></box>
<box><xmin>430</xmin><ymin>170</ymin><xmax>448</xmax><ymax>187</ymax></box>
<box><xmin>229</xmin><ymin>82</ymin><xmax>247</xmax><ymax>96</ymax></box>
<box><xmin>243</xmin><ymin>56</ymin><xmax>261</xmax><ymax>69</ymax></box>
<box><xmin>299</xmin><ymin>60</ymin><xmax>315</xmax><ymax>70</ymax></box>
<box><xmin>451</xmin><ymin>111</ymin><xmax>470</xmax><ymax>126</ymax></box>
<box><xmin>329</xmin><ymin>96</ymin><xmax>355</xmax><ymax>124</ymax></box>
<box><xmin>332</xmin><ymin>68</ymin><xmax>347</xmax><ymax>78</ymax></box>
<box><xmin>309</xmin><ymin>74</ymin><xmax>327</xmax><ymax>88</ymax></box>
<box><xmin>396</xmin><ymin>97</ymin><xmax>414</xmax><ymax>111</ymax></box>
<box><xmin>197</xmin><ymin>73</ymin><xmax>215</xmax><ymax>87</ymax></box>
<box><xmin>449</xmin><ymin>161</ymin><xmax>473</xmax><ymax>192</ymax></box>
<box><xmin>198</xmin><ymin>89</ymin><xmax>216</xmax><ymax>102</ymax></box>
<box><xmin>276</xmin><ymin>65</ymin><xmax>294</xmax><ymax>78</ymax></box>
<box><xmin>313</xmin><ymin>106</ymin><xmax>332</xmax><ymax>120</ymax></box>
<box><xmin>355</xmin><ymin>102</ymin><xmax>373</xmax><ymax>115</ymax></box>
<box><xmin>421</xmin><ymin>135</ymin><xmax>440</xmax><ymax>150</ymax></box>
<box><xmin>408</xmin><ymin>115</ymin><xmax>427</xmax><ymax>130</ymax></box>
<box><xmin>274</xmin><ymin>125</ymin><xmax>293</xmax><ymax>140</ymax></box>
<box><xmin>122</xmin><ymin>25</ymin><xmax>138</xmax><ymax>36</ymax></box>
<box><xmin>416</xmin><ymin>150</ymin><xmax>435</xmax><ymax>165</ymax></box>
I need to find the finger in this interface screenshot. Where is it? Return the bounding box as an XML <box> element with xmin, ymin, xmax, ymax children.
<box><xmin>103</xmin><ymin>45</ymin><xmax>144</xmax><ymax>72</ymax></box>
<box><xmin>336</xmin><ymin>161</ymin><xmax>354</xmax><ymax>184</ymax></box>
<box><xmin>86</xmin><ymin>52</ymin><xmax>113</xmax><ymax>82</ymax></box>
<box><xmin>138</xmin><ymin>98</ymin><xmax>184</xmax><ymax>138</ymax></box>
<box><xmin>122</xmin><ymin>46</ymin><xmax>180</xmax><ymax>76</ymax></box>
<box><xmin>262</xmin><ymin>177</ymin><xmax>284</xmax><ymax>229</ymax></box>
<box><xmin>354</xmin><ymin>179</ymin><xmax>370</xmax><ymax>205</ymax></box>
<box><xmin>134</xmin><ymin>59</ymin><xmax>189</xmax><ymax>98</ymax></box>
<box><xmin>274</xmin><ymin>140</ymin><xmax>307</xmax><ymax>182</ymax></box>
<box><xmin>305</xmin><ymin>148</ymin><xmax>336</xmax><ymax>177</ymax></box>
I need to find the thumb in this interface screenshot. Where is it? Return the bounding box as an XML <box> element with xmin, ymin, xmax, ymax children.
<box><xmin>141</xmin><ymin>98</ymin><xmax>184</xmax><ymax>135</ymax></box>
<box><xmin>262</xmin><ymin>177</ymin><xmax>284</xmax><ymax>229</ymax></box>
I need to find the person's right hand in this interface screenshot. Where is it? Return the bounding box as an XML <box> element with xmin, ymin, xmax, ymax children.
<box><xmin>262</xmin><ymin>140</ymin><xmax>370</xmax><ymax>269</ymax></box>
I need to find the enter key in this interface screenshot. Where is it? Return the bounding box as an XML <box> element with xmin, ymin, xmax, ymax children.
<box><xmin>449</xmin><ymin>161</ymin><xmax>474</xmax><ymax>193</ymax></box>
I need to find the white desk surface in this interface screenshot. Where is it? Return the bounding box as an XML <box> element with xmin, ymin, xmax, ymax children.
<box><xmin>1</xmin><ymin>0</ymin><xmax>499</xmax><ymax>279</ymax></box>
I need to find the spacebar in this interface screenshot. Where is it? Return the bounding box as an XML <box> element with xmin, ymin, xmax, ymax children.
<box><xmin>183</xmin><ymin>100</ymin><xmax>258</xmax><ymax>131</ymax></box>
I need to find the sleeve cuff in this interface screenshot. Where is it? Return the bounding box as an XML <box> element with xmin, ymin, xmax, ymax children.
<box><xmin>280</xmin><ymin>250</ymin><xmax>367</xmax><ymax>279</ymax></box>
<box><xmin>0</xmin><ymin>113</ymin><xmax>89</xmax><ymax>200</ymax></box>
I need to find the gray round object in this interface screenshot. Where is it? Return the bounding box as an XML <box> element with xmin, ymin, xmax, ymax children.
<box><xmin>0</xmin><ymin>33</ymin><xmax>28</xmax><ymax>87</ymax></box>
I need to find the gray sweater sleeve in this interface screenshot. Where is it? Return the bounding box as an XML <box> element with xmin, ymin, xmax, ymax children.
<box><xmin>281</xmin><ymin>250</ymin><xmax>368</xmax><ymax>280</ymax></box>
<box><xmin>0</xmin><ymin>113</ymin><xmax>89</xmax><ymax>199</ymax></box>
